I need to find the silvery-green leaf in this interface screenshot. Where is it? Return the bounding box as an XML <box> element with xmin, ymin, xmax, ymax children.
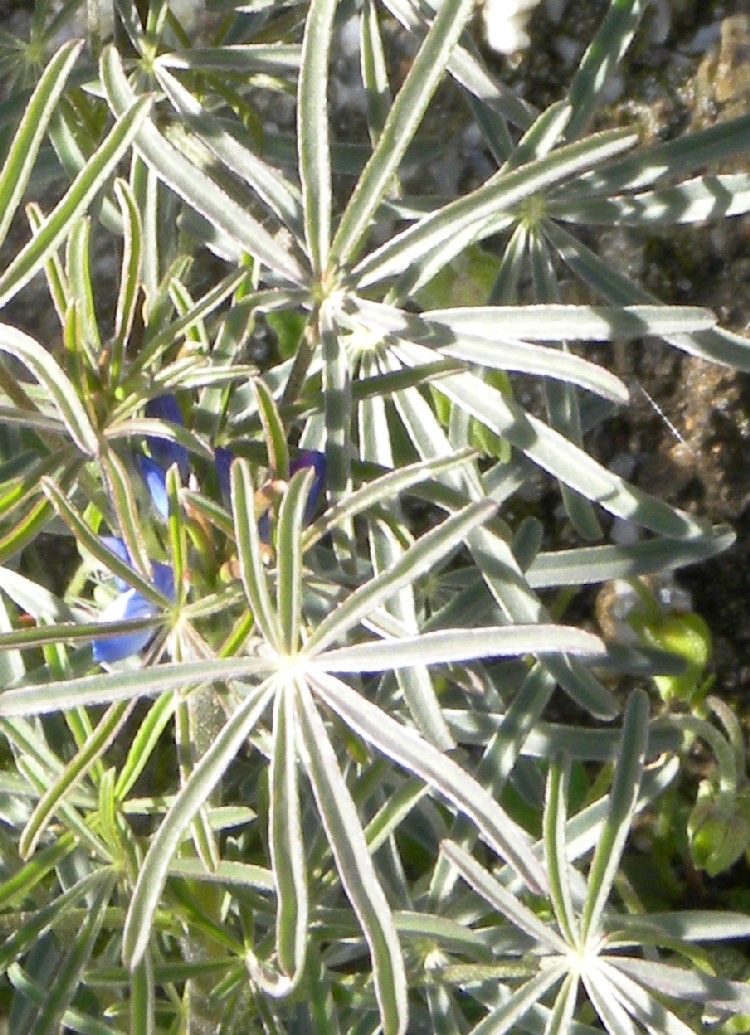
<box><xmin>544</xmin><ymin>760</ymin><xmax>578</xmax><ymax>947</ymax></box>
<box><xmin>277</xmin><ymin>468</ymin><xmax>314</xmax><ymax>656</ymax></box>
<box><xmin>442</xmin><ymin>840</ymin><xmax>565</xmax><ymax>952</ymax></box>
<box><xmin>466</xmin><ymin>967</ymin><xmax>566</xmax><ymax>1035</ymax></box>
<box><xmin>231</xmin><ymin>457</ymin><xmax>282</xmax><ymax>651</ymax></box>
<box><xmin>526</xmin><ymin>525</ymin><xmax>734</xmax><ymax>588</ymax></box>
<box><xmin>123</xmin><ymin>681</ymin><xmax>275</xmax><ymax>969</ymax></box>
<box><xmin>298</xmin><ymin>0</ymin><xmax>336</xmax><ymax>275</ymax></box>
<box><xmin>566</xmin><ymin>0</ymin><xmax>649</xmax><ymax>139</ymax></box>
<box><xmin>270</xmin><ymin>683</ymin><xmax>307</xmax><ymax>978</ymax></box>
<box><xmin>361</xmin><ymin>0</ymin><xmax>391</xmax><ymax>145</ymax></box>
<box><xmin>547</xmin><ymin>221</ymin><xmax>750</xmax><ymax>371</ymax></box>
<box><xmin>21</xmin><ymin>875</ymin><xmax>115</xmax><ymax>1035</ymax></box>
<box><xmin>0</xmin><ymin>96</ymin><xmax>152</xmax><ymax>311</ymax></box>
<box><xmin>156</xmin><ymin>44</ymin><xmax>302</xmax><ymax>76</ymax></box>
<box><xmin>380</xmin><ymin>0</ymin><xmax>535</xmax><ymax>130</ymax></box>
<box><xmin>598</xmin><ymin>959</ymin><xmax>702</xmax><ymax>1035</ymax></box>
<box><xmin>310</xmin><ymin>670</ymin><xmax>547</xmax><ymax>894</ymax></box>
<box><xmin>610</xmin><ymin>956</ymin><xmax>750</xmax><ymax>1014</ymax></box>
<box><xmin>101</xmin><ymin>47</ymin><xmax>307</xmax><ymax>285</ymax></box>
<box><xmin>346</xmin><ymin>298</ymin><xmax>630</xmax><ymax>403</ymax></box>
<box><xmin>320</xmin><ymin>624</ymin><xmax>605</xmax><ymax>671</ymax></box>
<box><xmin>549</xmin><ymin>174</ymin><xmax>750</xmax><ymax>226</ymax></box>
<box><xmin>423</xmin><ymin>304</ymin><xmax>715</xmax><ymax>341</ymax></box>
<box><xmin>295</xmin><ymin>678</ymin><xmax>408</xmax><ymax>1035</ymax></box>
<box><xmin>581</xmin><ymin>690</ymin><xmax>648</xmax><ymax>943</ymax></box>
<box><xmin>330</xmin><ymin>0</ymin><xmax>478</xmax><ymax>267</ymax></box>
<box><xmin>582</xmin><ymin>963</ymin><xmax>638</xmax><ymax>1035</ymax></box>
<box><xmin>612</xmin><ymin>911</ymin><xmax>750</xmax><ymax>944</ymax></box>
<box><xmin>153</xmin><ymin>66</ymin><xmax>305</xmax><ymax>245</ymax></box>
<box><xmin>398</xmin><ymin>342</ymin><xmax>707</xmax><ymax>539</ymax></box>
<box><xmin>0</xmin><ymin>654</ymin><xmax>274</xmax><ymax>715</ymax></box>
<box><xmin>0</xmin><ymin>326</ymin><xmax>98</xmax><ymax>456</ymax></box>
<box><xmin>0</xmin><ymin>40</ymin><xmax>83</xmax><ymax>254</ymax></box>
<box><xmin>563</xmin><ymin>113</ymin><xmax>750</xmax><ymax>198</ymax></box>
<box><xmin>20</xmin><ymin>700</ymin><xmax>134</xmax><ymax>859</ymax></box>
<box><xmin>305</xmin><ymin>500</ymin><xmax>497</xmax><ymax>654</ymax></box>
<box><xmin>352</xmin><ymin>128</ymin><xmax>636</xmax><ymax>289</ymax></box>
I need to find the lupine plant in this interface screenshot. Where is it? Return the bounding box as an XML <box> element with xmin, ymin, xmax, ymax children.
<box><xmin>0</xmin><ymin>0</ymin><xmax>749</xmax><ymax>1031</ymax></box>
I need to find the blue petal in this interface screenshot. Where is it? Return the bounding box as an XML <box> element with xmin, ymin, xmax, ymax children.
<box><xmin>214</xmin><ymin>446</ymin><xmax>234</xmax><ymax>504</ymax></box>
<box><xmin>258</xmin><ymin>509</ymin><xmax>271</xmax><ymax>544</ymax></box>
<box><xmin>100</xmin><ymin>536</ymin><xmax>132</xmax><ymax>592</ymax></box>
<box><xmin>145</xmin><ymin>395</ymin><xmax>189</xmax><ymax>479</ymax></box>
<box><xmin>152</xmin><ymin>560</ymin><xmax>176</xmax><ymax>601</ymax></box>
<box><xmin>137</xmin><ymin>454</ymin><xmax>169</xmax><ymax>519</ymax></box>
<box><xmin>290</xmin><ymin>450</ymin><xmax>326</xmax><ymax>524</ymax></box>
<box><xmin>93</xmin><ymin>588</ymin><xmax>158</xmax><ymax>663</ymax></box>
<box><xmin>98</xmin><ymin>537</ymin><xmax>175</xmax><ymax>601</ymax></box>
<box><xmin>146</xmin><ymin>395</ymin><xmax>183</xmax><ymax>425</ymax></box>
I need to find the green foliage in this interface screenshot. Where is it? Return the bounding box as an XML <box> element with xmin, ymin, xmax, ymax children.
<box><xmin>0</xmin><ymin>0</ymin><xmax>747</xmax><ymax>1031</ymax></box>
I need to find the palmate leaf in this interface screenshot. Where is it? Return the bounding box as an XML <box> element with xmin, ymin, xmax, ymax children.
<box><xmin>309</xmin><ymin>670</ymin><xmax>547</xmax><ymax>894</ymax></box>
<box><xmin>100</xmin><ymin>47</ymin><xmax>307</xmax><ymax>286</ymax></box>
<box><xmin>352</xmin><ymin>127</ymin><xmax>637</xmax><ymax>289</ymax></box>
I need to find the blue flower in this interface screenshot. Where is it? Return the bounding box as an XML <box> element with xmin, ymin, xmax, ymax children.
<box><xmin>136</xmin><ymin>396</ymin><xmax>190</xmax><ymax>519</ymax></box>
<box><xmin>215</xmin><ymin>445</ymin><xmax>326</xmax><ymax>540</ymax></box>
<box><xmin>289</xmin><ymin>450</ymin><xmax>326</xmax><ymax>526</ymax></box>
<box><xmin>257</xmin><ymin>450</ymin><xmax>326</xmax><ymax>542</ymax></box>
<box><xmin>94</xmin><ymin>537</ymin><xmax>175</xmax><ymax>664</ymax></box>
<box><xmin>214</xmin><ymin>445</ymin><xmax>234</xmax><ymax>505</ymax></box>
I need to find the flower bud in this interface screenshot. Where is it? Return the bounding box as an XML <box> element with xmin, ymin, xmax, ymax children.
<box><xmin>688</xmin><ymin>783</ymin><xmax>750</xmax><ymax>877</ymax></box>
